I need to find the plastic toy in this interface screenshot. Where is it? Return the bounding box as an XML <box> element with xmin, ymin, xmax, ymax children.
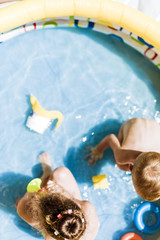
<box><xmin>26</xmin><ymin>95</ymin><xmax>63</xmax><ymax>134</ymax></box>
<box><xmin>92</xmin><ymin>174</ymin><xmax>108</xmax><ymax>189</ymax></box>
<box><xmin>27</xmin><ymin>178</ymin><xmax>42</xmax><ymax>192</ymax></box>
<box><xmin>121</xmin><ymin>232</ymin><xmax>142</xmax><ymax>240</ymax></box>
<box><xmin>134</xmin><ymin>202</ymin><xmax>160</xmax><ymax>234</ymax></box>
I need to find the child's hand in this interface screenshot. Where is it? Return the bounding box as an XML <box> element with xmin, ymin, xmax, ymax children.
<box><xmin>46</xmin><ymin>180</ymin><xmax>56</xmax><ymax>192</ymax></box>
<box><xmin>84</xmin><ymin>146</ymin><xmax>103</xmax><ymax>165</ymax></box>
<box><xmin>38</xmin><ymin>152</ymin><xmax>52</xmax><ymax>167</ymax></box>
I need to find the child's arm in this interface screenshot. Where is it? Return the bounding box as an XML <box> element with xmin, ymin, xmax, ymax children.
<box><xmin>96</xmin><ymin>134</ymin><xmax>120</xmax><ymax>153</ymax></box>
<box><xmin>117</xmin><ymin>162</ymin><xmax>133</xmax><ymax>171</ymax></box>
<box><xmin>114</xmin><ymin>148</ymin><xmax>142</xmax><ymax>169</ymax></box>
<box><xmin>38</xmin><ymin>152</ymin><xmax>52</xmax><ymax>187</ymax></box>
<box><xmin>79</xmin><ymin>201</ymin><xmax>99</xmax><ymax>240</ymax></box>
<box><xmin>50</xmin><ymin>167</ymin><xmax>82</xmax><ymax>200</ymax></box>
<box><xmin>85</xmin><ymin>134</ymin><xmax>120</xmax><ymax>165</ymax></box>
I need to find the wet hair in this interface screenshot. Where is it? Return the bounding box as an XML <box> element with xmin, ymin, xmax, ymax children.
<box><xmin>132</xmin><ymin>152</ymin><xmax>160</xmax><ymax>201</ymax></box>
<box><xmin>31</xmin><ymin>192</ymin><xmax>86</xmax><ymax>239</ymax></box>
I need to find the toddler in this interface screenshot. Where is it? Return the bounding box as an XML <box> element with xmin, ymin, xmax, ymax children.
<box><xmin>85</xmin><ymin>118</ymin><xmax>160</xmax><ymax>201</ymax></box>
<box><xmin>16</xmin><ymin>152</ymin><xmax>99</xmax><ymax>240</ymax></box>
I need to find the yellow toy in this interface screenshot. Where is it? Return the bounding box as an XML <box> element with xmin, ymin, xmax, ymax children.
<box><xmin>26</xmin><ymin>95</ymin><xmax>63</xmax><ymax>134</ymax></box>
<box><xmin>92</xmin><ymin>174</ymin><xmax>109</xmax><ymax>189</ymax></box>
<box><xmin>27</xmin><ymin>178</ymin><xmax>42</xmax><ymax>192</ymax></box>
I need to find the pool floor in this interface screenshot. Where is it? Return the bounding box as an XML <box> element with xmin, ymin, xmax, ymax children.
<box><xmin>0</xmin><ymin>28</ymin><xmax>160</xmax><ymax>240</ymax></box>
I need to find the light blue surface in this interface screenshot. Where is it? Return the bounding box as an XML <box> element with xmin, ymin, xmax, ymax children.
<box><xmin>0</xmin><ymin>28</ymin><xmax>160</xmax><ymax>240</ymax></box>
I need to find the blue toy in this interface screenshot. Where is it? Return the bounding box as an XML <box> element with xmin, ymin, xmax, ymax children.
<box><xmin>134</xmin><ymin>202</ymin><xmax>160</xmax><ymax>234</ymax></box>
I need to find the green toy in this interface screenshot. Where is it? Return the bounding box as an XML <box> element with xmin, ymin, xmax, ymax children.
<box><xmin>27</xmin><ymin>178</ymin><xmax>42</xmax><ymax>192</ymax></box>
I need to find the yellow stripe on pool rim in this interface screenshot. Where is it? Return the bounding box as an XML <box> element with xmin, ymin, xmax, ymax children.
<box><xmin>0</xmin><ymin>0</ymin><xmax>160</xmax><ymax>50</ymax></box>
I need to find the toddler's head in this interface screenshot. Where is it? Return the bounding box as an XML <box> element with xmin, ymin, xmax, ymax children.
<box><xmin>31</xmin><ymin>192</ymin><xmax>86</xmax><ymax>239</ymax></box>
<box><xmin>132</xmin><ymin>152</ymin><xmax>160</xmax><ymax>201</ymax></box>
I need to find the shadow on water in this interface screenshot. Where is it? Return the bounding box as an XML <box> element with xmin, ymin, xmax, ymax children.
<box><xmin>111</xmin><ymin>197</ymin><xmax>143</xmax><ymax>240</ymax></box>
<box><xmin>23</xmin><ymin>94</ymin><xmax>34</xmax><ymax>133</ymax></box>
<box><xmin>0</xmin><ymin>166</ymin><xmax>43</xmax><ymax>238</ymax></box>
<box><xmin>64</xmin><ymin>119</ymin><xmax>122</xmax><ymax>184</ymax></box>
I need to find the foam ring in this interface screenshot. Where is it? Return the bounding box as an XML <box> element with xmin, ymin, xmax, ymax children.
<box><xmin>121</xmin><ymin>232</ymin><xmax>142</xmax><ymax>240</ymax></box>
<box><xmin>134</xmin><ymin>202</ymin><xmax>160</xmax><ymax>234</ymax></box>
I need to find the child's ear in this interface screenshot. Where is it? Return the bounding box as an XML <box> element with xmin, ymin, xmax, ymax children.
<box><xmin>130</xmin><ymin>164</ymin><xmax>133</xmax><ymax>171</ymax></box>
<box><xmin>45</xmin><ymin>215</ymin><xmax>52</xmax><ymax>225</ymax></box>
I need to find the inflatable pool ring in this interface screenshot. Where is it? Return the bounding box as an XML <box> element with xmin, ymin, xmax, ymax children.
<box><xmin>134</xmin><ymin>202</ymin><xmax>160</xmax><ymax>234</ymax></box>
<box><xmin>121</xmin><ymin>232</ymin><xmax>142</xmax><ymax>240</ymax></box>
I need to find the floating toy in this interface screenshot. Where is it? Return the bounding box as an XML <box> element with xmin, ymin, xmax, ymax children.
<box><xmin>27</xmin><ymin>178</ymin><xmax>42</xmax><ymax>192</ymax></box>
<box><xmin>134</xmin><ymin>202</ymin><xmax>160</xmax><ymax>234</ymax></box>
<box><xmin>121</xmin><ymin>232</ymin><xmax>142</xmax><ymax>240</ymax></box>
<box><xmin>92</xmin><ymin>174</ymin><xmax>108</xmax><ymax>189</ymax></box>
<box><xmin>26</xmin><ymin>95</ymin><xmax>63</xmax><ymax>134</ymax></box>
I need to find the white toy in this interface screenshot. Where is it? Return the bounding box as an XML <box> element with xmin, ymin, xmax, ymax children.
<box><xmin>26</xmin><ymin>95</ymin><xmax>63</xmax><ymax>134</ymax></box>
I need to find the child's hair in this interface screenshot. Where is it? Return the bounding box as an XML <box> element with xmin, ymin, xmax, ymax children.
<box><xmin>31</xmin><ymin>192</ymin><xmax>86</xmax><ymax>240</ymax></box>
<box><xmin>132</xmin><ymin>152</ymin><xmax>160</xmax><ymax>201</ymax></box>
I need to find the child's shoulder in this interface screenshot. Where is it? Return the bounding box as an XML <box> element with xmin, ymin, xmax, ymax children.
<box><xmin>81</xmin><ymin>200</ymin><xmax>99</xmax><ymax>225</ymax></box>
<box><xmin>124</xmin><ymin>118</ymin><xmax>159</xmax><ymax>130</ymax></box>
<box><xmin>16</xmin><ymin>193</ymin><xmax>37</xmax><ymax>226</ymax></box>
<box><xmin>80</xmin><ymin>200</ymin><xmax>99</xmax><ymax>239</ymax></box>
<box><xmin>127</xmin><ymin>118</ymin><xmax>158</xmax><ymax>124</ymax></box>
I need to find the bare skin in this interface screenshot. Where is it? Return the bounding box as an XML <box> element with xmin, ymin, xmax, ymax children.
<box><xmin>16</xmin><ymin>152</ymin><xmax>99</xmax><ymax>240</ymax></box>
<box><xmin>85</xmin><ymin>118</ymin><xmax>160</xmax><ymax>171</ymax></box>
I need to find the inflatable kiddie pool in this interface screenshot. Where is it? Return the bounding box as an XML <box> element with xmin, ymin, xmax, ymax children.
<box><xmin>0</xmin><ymin>0</ymin><xmax>160</xmax><ymax>240</ymax></box>
<box><xmin>1</xmin><ymin>0</ymin><xmax>160</xmax><ymax>64</ymax></box>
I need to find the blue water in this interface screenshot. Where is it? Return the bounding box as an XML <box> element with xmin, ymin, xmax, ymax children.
<box><xmin>0</xmin><ymin>28</ymin><xmax>160</xmax><ymax>240</ymax></box>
